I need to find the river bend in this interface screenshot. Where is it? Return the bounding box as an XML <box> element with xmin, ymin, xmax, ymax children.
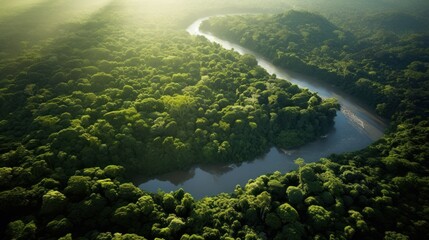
<box><xmin>137</xmin><ymin>16</ymin><xmax>387</xmax><ymax>199</ymax></box>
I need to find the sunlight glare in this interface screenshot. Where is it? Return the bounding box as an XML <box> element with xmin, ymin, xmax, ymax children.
<box><xmin>0</xmin><ymin>0</ymin><xmax>49</xmax><ymax>20</ymax></box>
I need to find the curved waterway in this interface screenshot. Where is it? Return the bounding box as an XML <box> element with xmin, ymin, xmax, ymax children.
<box><xmin>137</xmin><ymin>16</ymin><xmax>387</xmax><ymax>199</ymax></box>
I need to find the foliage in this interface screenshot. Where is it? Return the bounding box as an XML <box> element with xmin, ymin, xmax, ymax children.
<box><xmin>1</xmin><ymin>1</ymin><xmax>428</xmax><ymax>240</ymax></box>
<box><xmin>201</xmin><ymin>10</ymin><xmax>429</xmax><ymax>119</ymax></box>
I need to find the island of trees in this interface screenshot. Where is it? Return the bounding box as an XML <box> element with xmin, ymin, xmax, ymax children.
<box><xmin>1</xmin><ymin>0</ymin><xmax>428</xmax><ymax>239</ymax></box>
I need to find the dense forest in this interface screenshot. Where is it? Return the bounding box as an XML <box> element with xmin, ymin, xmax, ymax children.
<box><xmin>201</xmin><ymin>11</ymin><xmax>429</xmax><ymax>119</ymax></box>
<box><xmin>0</xmin><ymin>2</ymin><xmax>341</xmax><ymax>177</ymax></box>
<box><xmin>1</xmin><ymin>0</ymin><xmax>428</xmax><ymax>239</ymax></box>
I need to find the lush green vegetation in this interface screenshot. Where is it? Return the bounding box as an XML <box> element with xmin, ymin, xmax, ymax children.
<box><xmin>1</xmin><ymin>0</ymin><xmax>429</xmax><ymax>239</ymax></box>
<box><xmin>201</xmin><ymin>11</ymin><xmax>429</xmax><ymax>119</ymax></box>
<box><xmin>0</xmin><ymin>5</ymin><xmax>338</xmax><ymax>178</ymax></box>
<box><xmin>198</xmin><ymin>9</ymin><xmax>429</xmax><ymax>239</ymax></box>
<box><xmin>2</xmin><ymin>123</ymin><xmax>428</xmax><ymax>239</ymax></box>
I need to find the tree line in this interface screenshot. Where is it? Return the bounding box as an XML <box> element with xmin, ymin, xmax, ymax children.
<box><xmin>201</xmin><ymin>10</ymin><xmax>429</xmax><ymax>120</ymax></box>
<box><xmin>1</xmin><ymin>3</ymin><xmax>428</xmax><ymax>240</ymax></box>
<box><xmin>0</xmin><ymin>4</ymin><xmax>340</xmax><ymax>239</ymax></box>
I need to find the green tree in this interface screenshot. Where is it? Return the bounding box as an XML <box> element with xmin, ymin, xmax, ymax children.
<box><xmin>41</xmin><ymin>190</ymin><xmax>67</xmax><ymax>215</ymax></box>
<box><xmin>286</xmin><ymin>186</ymin><xmax>304</xmax><ymax>205</ymax></box>
<box><xmin>6</xmin><ymin>220</ymin><xmax>37</xmax><ymax>240</ymax></box>
<box><xmin>276</xmin><ymin>203</ymin><xmax>299</xmax><ymax>223</ymax></box>
<box><xmin>64</xmin><ymin>176</ymin><xmax>91</xmax><ymax>200</ymax></box>
<box><xmin>307</xmin><ymin>205</ymin><xmax>332</xmax><ymax>231</ymax></box>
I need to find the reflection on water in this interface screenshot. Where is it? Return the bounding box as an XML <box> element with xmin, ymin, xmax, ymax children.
<box><xmin>199</xmin><ymin>164</ymin><xmax>236</xmax><ymax>176</ymax></box>
<box><xmin>138</xmin><ymin>148</ymin><xmax>293</xmax><ymax>199</ymax></box>
<box><xmin>155</xmin><ymin>168</ymin><xmax>196</xmax><ymax>186</ymax></box>
<box><xmin>136</xmin><ymin>16</ymin><xmax>388</xmax><ymax>199</ymax></box>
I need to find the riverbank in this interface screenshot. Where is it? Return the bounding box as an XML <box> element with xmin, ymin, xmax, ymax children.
<box><xmin>136</xmin><ymin>16</ymin><xmax>387</xmax><ymax>198</ymax></box>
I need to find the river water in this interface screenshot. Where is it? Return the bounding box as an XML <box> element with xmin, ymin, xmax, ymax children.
<box><xmin>137</xmin><ymin>17</ymin><xmax>387</xmax><ymax>199</ymax></box>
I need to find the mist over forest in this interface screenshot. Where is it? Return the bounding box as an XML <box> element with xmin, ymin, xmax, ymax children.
<box><xmin>1</xmin><ymin>0</ymin><xmax>428</xmax><ymax>239</ymax></box>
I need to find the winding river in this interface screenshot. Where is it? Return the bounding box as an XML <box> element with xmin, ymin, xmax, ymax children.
<box><xmin>137</xmin><ymin>17</ymin><xmax>387</xmax><ymax>199</ymax></box>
